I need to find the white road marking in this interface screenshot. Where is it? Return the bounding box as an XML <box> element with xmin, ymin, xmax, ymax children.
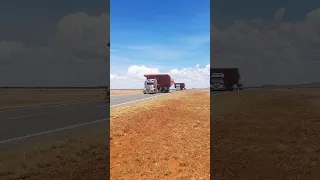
<box><xmin>0</xmin><ymin>93</ymin><xmax>168</xmax><ymax>144</ymax></box>
<box><xmin>111</xmin><ymin>96</ymin><xmax>134</xmax><ymax>100</ymax></box>
<box><xmin>8</xmin><ymin>114</ymin><xmax>36</xmax><ymax>120</ymax></box>
<box><xmin>110</xmin><ymin>94</ymin><xmax>167</xmax><ymax>108</ymax></box>
<box><xmin>0</xmin><ymin>118</ymin><xmax>109</xmax><ymax>145</ymax></box>
<box><xmin>0</xmin><ymin>100</ymin><xmax>104</xmax><ymax>113</ymax></box>
<box><xmin>111</xmin><ymin>93</ymin><xmax>140</xmax><ymax>97</ymax></box>
<box><xmin>211</xmin><ymin>92</ymin><xmax>229</xmax><ymax>96</ymax></box>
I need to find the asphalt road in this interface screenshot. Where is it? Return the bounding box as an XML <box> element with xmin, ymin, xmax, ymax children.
<box><xmin>210</xmin><ymin>91</ymin><xmax>229</xmax><ymax>96</ymax></box>
<box><xmin>0</xmin><ymin>92</ymin><xmax>166</xmax><ymax>145</ymax></box>
<box><xmin>111</xmin><ymin>93</ymin><xmax>164</xmax><ymax>108</ymax></box>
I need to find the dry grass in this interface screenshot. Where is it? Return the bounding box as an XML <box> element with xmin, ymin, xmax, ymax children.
<box><xmin>110</xmin><ymin>89</ymin><xmax>210</xmax><ymax>180</ymax></box>
<box><xmin>0</xmin><ymin>126</ymin><xmax>109</xmax><ymax>180</ymax></box>
<box><xmin>0</xmin><ymin>89</ymin><xmax>209</xmax><ymax>180</ymax></box>
<box><xmin>0</xmin><ymin>88</ymin><xmax>105</xmax><ymax>110</ymax></box>
<box><xmin>211</xmin><ymin>88</ymin><xmax>320</xmax><ymax>179</ymax></box>
<box><xmin>110</xmin><ymin>89</ymin><xmax>141</xmax><ymax>96</ymax></box>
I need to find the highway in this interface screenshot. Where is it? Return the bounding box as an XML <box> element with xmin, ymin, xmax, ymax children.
<box><xmin>0</xmin><ymin>93</ymin><xmax>165</xmax><ymax>145</ymax></box>
<box><xmin>210</xmin><ymin>91</ymin><xmax>229</xmax><ymax>96</ymax></box>
<box><xmin>111</xmin><ymin>93</ymin><xmax>165</xmax><ymax>108</ymax></box>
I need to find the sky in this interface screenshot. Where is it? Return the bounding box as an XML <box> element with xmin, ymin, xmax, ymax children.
<box><xmin>3</xmin><ymin>1</ymin><xmax>318</xmax><ymax>88</ymax></box>
<box><xmin>0</xmin><ymin>0</ymin><xmax>109</xmax><ymax>87</ymax></box>
<box><xmin>110</xmin><ymin>0</ymin><xmax>210</xmax><ymax>89</ymax></box>
<box><xmin>211</xmin><ymin>1</ymin><xmax>320</xmax><ymax>86</ymax></box>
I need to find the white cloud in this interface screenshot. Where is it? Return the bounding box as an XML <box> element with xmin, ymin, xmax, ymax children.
<box><xmin>127</xmin><ymin>65</ymin><xmax>160</xmax><ymax>80</ymax></box>
<box><xmin>110</xmin><ymin>64</ymin><xmax>210</xmax><ymax>89</ymax></box>
<box><xmin>212</xmin><ymin>8</ymin><xmax>320</xmax><ymax>86</ymax></box>
<box><xmin>110</xmin><ymin>74</ymin><xmax>127</xmax><ymax>80</ymax></box>
<box><xmin>0</xmin><ymin>12</ymin><xmax>110</xmax><ymax>87</ymax></box>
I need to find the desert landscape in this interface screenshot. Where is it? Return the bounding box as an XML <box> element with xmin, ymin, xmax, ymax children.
<box><xmin>110</xmin><ymin>89</ymin><xmax>141</xmax><ymax>96</ymax></box>
<box><xmin>0</xmin><ymin>88</ymin><xmax>105</xmax><ymax>111</ymax></box>
<box><xmin>110</xmin><ymin>89</ymin><xmax>210</xmax><ymax>179</ymax></box>
<box><xmin>211</xmin><ymin>88</ymin><xmax>320</xmax><ymax>179</ymax></box>
<box><xmin>0</xmin><ymin>88</ymin><xmax>142</xmax><ymax>111</ymax></box>
<box><xmin>0</xmin><ymin>89</ymin><xmax>210</xmax><ymax>180</ymax></box>
<box><xmin>1</xmin><ymin>87</ymin><xmax>319</xmax><ymax>179</ymax></box>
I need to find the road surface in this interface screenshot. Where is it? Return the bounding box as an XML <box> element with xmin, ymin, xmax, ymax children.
<box><xmin>0</xmin><ymin>93</ymin><xmax>165</xmax><ymax>145</ymax></box>
<box><xmin>211</xmin><ymin>91</ymin><xmax>230</xmax><ymax>96</ymax></box>
<box><xmin>111</xmin><ymin>93</ymin><xmax>165</xmax><ymax>108</ymax></box>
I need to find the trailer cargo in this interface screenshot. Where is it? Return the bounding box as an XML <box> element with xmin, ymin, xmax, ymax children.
<box><xmin>174</xmin><ymin>83</ymin><xmax>185</xmax><ymax>90</ymax></box>
<box><xmin>143</xmin><ymin>74</ymin><xmax>174</xmax><ymax>94</ymax></box>
<box><xmin>210</xmin><ymin>68</ymin><xmax>240</xmax><ymax>91</ymax></box>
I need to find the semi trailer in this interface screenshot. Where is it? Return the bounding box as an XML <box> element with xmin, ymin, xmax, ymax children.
<box><xmin>143</xmin><ymin>74</ymin><xmax>174</xmax><ymax>94</ymax></box>
<box><xmin>210</xmin><ymin>68</ymin><xmax>241</xmax><ymax>91</ymax></box>
<box><xmin>174</xmin><ymin>83</ymin><xmax>186</xmax><ymax>91</ymax></box>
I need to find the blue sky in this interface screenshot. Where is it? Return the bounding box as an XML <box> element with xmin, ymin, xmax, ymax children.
<box><xmin>110</xmin><ymin>0</ymin><xmax>210</xmax><ymax>75</ymax></box>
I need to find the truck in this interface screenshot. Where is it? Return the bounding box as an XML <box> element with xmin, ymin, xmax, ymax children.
<box><xmin>210</xmin><ymin>68</ymin><xmax>241</xmax><ymax>91</ymax></box>
<box><xmin>143</xmin><ymin>74</ymin><xmax>174</xmax><ymax>94</ymax></box>
<box><xmin>174</xmin><ymin>83</ymin><xmax>186</xmax><ymax>91</ymax></box>
<box><xmin>237</xmin><ymin>84</ymin><xmax>244</xmax><ymax>91</ymax></box>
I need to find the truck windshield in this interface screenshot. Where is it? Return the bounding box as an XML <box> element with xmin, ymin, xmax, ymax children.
<box><xmin>146</xmin><ymin>82</ymin><xmax>154</xmax><ymax>85</ymax></box>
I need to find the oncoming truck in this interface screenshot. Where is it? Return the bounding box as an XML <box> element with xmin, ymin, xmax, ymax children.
<box><xmin>210</xmin><ymin>68</ymin><xmax>241</xmax><ymax>91</ymax></box>
<box><xmin>143</xmin><ymin>74</ymin><xmax>174</xmax><ymax>94</ymax></box>
<box><xmin>174</xmin><ymin>83</ymin><xmax>186</xmax><ymax>91</ymax></box>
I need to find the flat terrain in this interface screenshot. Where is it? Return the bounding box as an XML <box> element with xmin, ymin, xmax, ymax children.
<box><xmin>110</xmin><ymin>93</ymin><xmax>162</xmax><ymax>108</ymax></box>
<box><xmin>0</xmin><ymin>101</ymin><xmax>109</xmax><ymax>144</ymax></box>
<box><xmin>0</xmin><ymin>90</ymin><xmax>210</xmax><ymax>180</ymax></box>
<box><xmin>0</xmin><ymin>88</ymin><xmax>143</xmax><ymax>111</ymax></box>
<box><xmin>212</xmin><ymin>88</ymin><xmax>320</xmax><ymax>179</ymax></box>
<box><xmin>0</xmin><ymin>125</ymin><xmax>109</xmax><ymax>180</ymax></box>
<box><xmin>110</xmin><ymin>89</ymin><xmax>141</xmax><ymax>96</ymax></box>
<box><xmin>0</xmin><ymin>93</ymin><xmax>167</xmax><ymax>145</ymax></box>
<box><xmin>0</xmin><ymin>88</ymin><xmax>105</xmax><ymax>111</ymax></box>
<box><xmin>110</xmin><ymin>90</ymin><xmax>210</xmax><ymax>179</ymax></box>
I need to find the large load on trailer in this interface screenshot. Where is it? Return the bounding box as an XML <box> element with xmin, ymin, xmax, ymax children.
<box><xmin>143</xmin><ymin>74</ymin><xmax>174</xmax><ymax>94</ymax></box>
<box><xmin>210</xmin><ymin>68</ymin><xmax>240</xmax><ymax>91</ymax></box>
<box><xmin>174</xmin><ymin>83</ymin><xmax>185</xmax><ymax>90</ymax></box>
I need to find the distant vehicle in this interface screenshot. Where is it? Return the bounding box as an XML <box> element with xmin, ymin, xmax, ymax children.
<box><xmin>143</xmin><ymin>74</ymin><xmax>174</xmax><ymax>94</ymax></box>
<box><xmin>210</xmin><ymin>68</ymin><xmax>241</xmax><ymax>91</ymax></box>
<box><xmin>174</xmin><ymin>83</ymin><xmax>185</xmax><ymax>91</ymax></box>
